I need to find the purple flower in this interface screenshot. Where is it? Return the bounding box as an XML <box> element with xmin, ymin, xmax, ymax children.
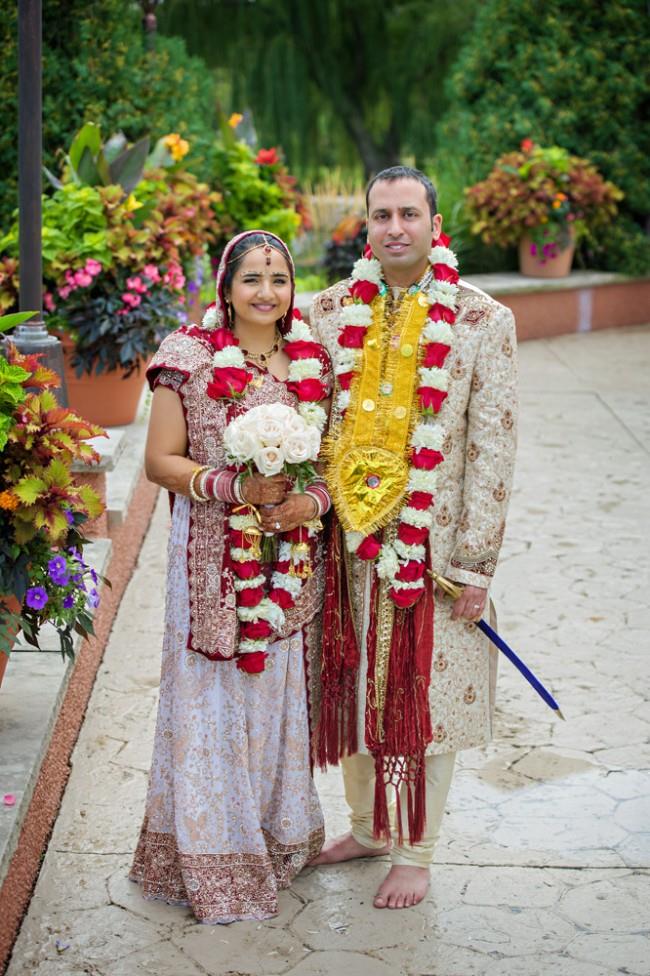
<box><xmin>63</xmin><ymin>594</ymin><xmax>75</xmax><ymax>609</ymax></box>
<box><xmin>90</xmin><ymin>568</ymin><xmax>98</xmax><ymax>584</ymax></box>
<box><xmin>529</xmin><ymin>243</ymin><xmax>537</xmax><ymax>256</ymax></box>
<box><xmin>63</xmin><ymin>509</ymin><xmax>75</xmax><ymax>526</ymax></box>
<box><xmin>48</xmin><ymin>555</ymin><xmax>67</xmax><ymax>577</ymax></box>
<box><xmin>86</xmin><ymin>588</ymin><xmax>100</xmax><ymax>609</ymax></box>
<box><xmin>25</xmin><ymin>586</ymin><xmax>48</xmax><ymax>610</ymax></box>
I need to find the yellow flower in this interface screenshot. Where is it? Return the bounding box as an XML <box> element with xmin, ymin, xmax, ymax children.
<box><xmin>163</xmin><ymin>133</ymin><xmax>190</xmax><ymax>161</ymax></box>
<box><xmin>123</xmin><ymin>193</ymin><xmax>143</xmax><ymax>212</ymax></box>
<box><xmin>0</xmin><ymin>490</ymin><xmax>19</xmax><ymax>511</ymax></box>
<box><xmin>228</xmin><ymin>113</ymin><xmax>243</xmax><ymax>129</ymax></box>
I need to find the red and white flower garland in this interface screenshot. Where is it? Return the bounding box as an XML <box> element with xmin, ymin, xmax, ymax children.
<box><xmin>193</xmin><ymin>309</ymin><xmax>329</xmax><ymax>671</ymax></box>
<box><xmin>333</xmin><ymin>233</ymin><xmax>459</xmax><ymax>608</ymax></box>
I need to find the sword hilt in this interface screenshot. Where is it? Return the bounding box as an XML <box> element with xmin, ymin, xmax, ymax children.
<box><xmin>427</xmin><ymin>569</ymin><xmax>464</xmax><ymax>601</ymax></box>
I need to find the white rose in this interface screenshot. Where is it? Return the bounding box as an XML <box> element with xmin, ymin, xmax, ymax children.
<box><xmin>257</xmin><ymin>417</ymin><xmax>285</xmax><ymax>447</ymax></box>
<box><xmin>285</xmin><ymin>408</ymin><xmax>308</xmax><ymax>433</ymax></box>
<box><xmin>225</xmin><ymin>427</ymin><xmax>258</xmax><ymax>463</ymax></box>
<box><xmin>255</xmin><ymin>445</ymin><xmax>285</xmax><ymax>476</ymax></box>
<box><xmin>284</xmin><ymin>432</ymin><xmax>315</xmax><ymax>464</ymax></box>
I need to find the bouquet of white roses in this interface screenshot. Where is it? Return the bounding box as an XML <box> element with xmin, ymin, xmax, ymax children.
<box><xmin>222</xmin><ymin>402</ymin><xmax>324</xmax><ymax>674</ymax></box>
<box><xmin>223</xmin><ymin>403</ymin><xmax>321</xmax><ymax>489</ymax></box>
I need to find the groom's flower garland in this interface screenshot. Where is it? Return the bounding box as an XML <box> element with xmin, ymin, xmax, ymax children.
<box><xmin>190</xmin><ymin>308</ymin><xmax>329</xmax><ymax>672</ymax></box>
<box><xmin>333</xmin><ymin>233</ymin><xmax>459</xmax><ymax>609</ymax></box>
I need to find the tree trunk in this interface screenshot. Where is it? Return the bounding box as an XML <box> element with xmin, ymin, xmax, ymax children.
<box><xmin>343</xmin><ymin>113</ymin><xmax>401</xmax><ymax>179</ymax></box>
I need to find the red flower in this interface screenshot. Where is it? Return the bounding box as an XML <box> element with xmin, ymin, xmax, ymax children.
<box><xmin>409</xmin><ymin>491</ymin><xmax>434</xmax><ymax>510</ymax></box>
<box><xmin>210</xmin><ymin>327</ymin><xmax>238</xmax><ymax>351</ymax></box>
<box><xmin>418</xmin><ymin>387</ymin><xmax>448</xmax><ymax>415</ymax></box>
<box><xmin>356</xmin><ymin>535</ymin><xmax>382</xmax><ymax>560</ymax></box>
<box><xmin>338</xmin><ymin>370</ymin><xmax>354</xmax><ymax>391</ymax></box>
<box><xmin>423</xmin><ymin>342</ymin><xmax>451</xmax><ymax>368</ymax></box>
<box><xmin>351</xmin><ymin>280</ymin><xmax>379</xmax><ymax>304</ymax></box>
<box><xmin>256</xmin><ymin>147</ymin><xmax>279</xmax><ymax>166</ymax></box>
<box><xmin>520</xmin><ymin>138</ymin><xmax>534</xmax><ymax>153</ymax></box>
<box><xmin>338</xmin><ymin>325</ymin><xmax>367</xmax><ymax>348</ymax></box>
<box><xmin>230</xmin><ymin>530</ymin><xmax>256</xmax><ymax>549</ymax></box>
<box><xmin>428</xmin><ymin>303</ymin><xmax>455</xmax><ymax>324</ymax></box>
<box><xmin>269</xmin><ymin>587</ymin><xmax>295</xmax><ymax>610</ymax></box>
<box><xmin>431</xmin><ymin>232</ymin><xmax>451</xmax><ymax>248</ymax></box>
<box><xmin>284</xmin><ymin>339</ymin><xmax>323</xmax><ymax>360</ymax></box>
<box><xmin>206</xmin><ymin>367</ymin><xmax>252</xmax><ymax>400</ymax></box>
<box><xmin>287</xmin><ymin>377</ymin><xmax>328</xmax><ymax>402</ymax></box>
<box><xmin>397</xmin><ymin>522</ymin><xmax>428</xmax><ymax>546</ymax></box>
<box><xmin>395</xmin><ymin>560</ymin><xmax>425</xmax><ymax>583</ymax></box>
<box><xmin>240</xmin><ymin>619</ymin><xmax>273</xmax><ymax>640</ymax></box>
<box><xmin>237</xmin><ymin>651</ymin><xmax>268</xmax><ymax>674</ymax></box>
<box><xmin>363</xmin><ymin>243</ymin><xmax>374</xmax><ymax>259</ymax></box>
<box><xmin>411</xmin><ymin>447</ymin><xmax>444</xmax><ymax>471</ymax></box>
<box><xmin>433</xmin><ymin>264</ymin><xmax>459</xmax><ymax>284</ymax></box>
<box><xmin>238</xmin><ymin>586</ymin><xmax>265</xmax><ymax>607</ymax></box>
<box><xmin>292</xmin><ymin>308</ymin><xmax>303</xmax><ymax>320</ymax></box>
<box><xmin>231</xmin><ymin>559</ymin><xmax>262</xmax><ymax>580</ymax></box>
<box><xmin>389</xmin><ymin>586</ymin><xmax>424</xmax><ymax>608</ymax></box>
<box><xmin>282</xmin><ymin>526</ymin><xmax>308</xmax><ymax>543</ymax></box>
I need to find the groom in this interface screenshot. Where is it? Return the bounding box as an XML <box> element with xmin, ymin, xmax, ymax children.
<box><xmin>309</xmin><ymin>166</ymin><xmax>518</xmax><ymax>909</ymax></box>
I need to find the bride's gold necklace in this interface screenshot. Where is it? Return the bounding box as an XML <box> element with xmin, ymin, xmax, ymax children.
<box><xmin>239</xmin><ymin>328</ymin><xmax>281</xmax><ymax>367</ymax></box>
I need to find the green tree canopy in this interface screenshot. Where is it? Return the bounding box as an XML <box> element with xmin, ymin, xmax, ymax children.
<box><xmin>158</xmin><ymin>0</ymin><xmax>478</xmax><ymax>178</ymax></box>
<box><xmin>439</xmin><ymin>0</ymin><xmax>650</xmax><ymax>225</ymax></box>
<box><xmin>0</xmin><ymin>0</ymin><xmax>219</xmax><ymax>228</ymax></box>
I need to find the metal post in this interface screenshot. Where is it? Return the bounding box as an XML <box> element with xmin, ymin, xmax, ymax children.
<box><xmin>12</xmin><ymin>0</ymin><xmax>67</xmax><ymax>404</ymax></box>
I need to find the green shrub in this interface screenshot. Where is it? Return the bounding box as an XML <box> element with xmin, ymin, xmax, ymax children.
<box><xmin>439</xmin><ymin>0</ymin><xmax>649</xmax><ymax>272</ymax></box>
<box><xmin>0</xmin><ymin>0</ymin><xmax>217</xmax><ymax>227</ymax></box>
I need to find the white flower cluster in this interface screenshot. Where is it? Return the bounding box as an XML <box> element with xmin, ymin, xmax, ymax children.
<box><xmin>419</xmin><ymin>366</ymin><xmax>449</xmax><ymax>391</ymax></box>
<box><xmin>284</xmin><ymin>319</ymin><xmax>312</xmax><ymax>342</ymax></box>
<box><xmin>429</xmin><ymin>245</ymin><xmax>458</xmax><ymax>269</ymax></box>
<box><xmin>423</xmin><ymin>320</ymin><xmax>454</xmax><ymax>345</ymax></box>
<box><xmin>426</xmin><ymin>281</ymin><xmax>458</xmax><ymax>309</ymax></box>
<box><xmin>411</xmin><ymin>422</ymin><xmax>444</xmax><ymax>451</ymax></box>
<box><xmin>212</xmin><ymin>346</ymin><xmax>246</xmax><ymax>369</ymax></box>
<box><xmin>223</xmin><ymin>403</ymin><xmax>321</xmax><ymax>475</ymax></box>
<box><xmin>344</xmin><ymin>304</ymin><xmax>373</xmax><ymax>327</ymax></box>
<box><xmin>202</xmin><ymin>305</ymin><xmax>218</xmax><ymax>329</ymax></box>
<box><xmin>351</xmin><ymin>256</ymin><xmax>383</xmax><ymax>285</ymax></box>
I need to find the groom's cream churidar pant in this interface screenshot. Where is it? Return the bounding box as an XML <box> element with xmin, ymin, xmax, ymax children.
<box><xmin>341</xmin><ymin>751</ymin><xmax>456</xmax><ymax>867</ymax></box>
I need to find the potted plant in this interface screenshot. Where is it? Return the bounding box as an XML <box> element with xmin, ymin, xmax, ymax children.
<box><xmin>0</xmin><ymin>338</ymin><xmax>105</xmax><ymax>684</ymax></box>
<box><xmin>465</xmin><ymin>140</ymin><xmax>623</xmax><ymax>277</ymax></box>
<box><xmin>0</xmin><ymin>124</ymin><xmax>220</xmax><ymax>426</ymax></box>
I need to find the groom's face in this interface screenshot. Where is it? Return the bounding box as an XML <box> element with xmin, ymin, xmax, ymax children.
<box><xmin>366</xmin><ymin>178</ymin><xmax>442</xmax><ymax>284</ymax></box>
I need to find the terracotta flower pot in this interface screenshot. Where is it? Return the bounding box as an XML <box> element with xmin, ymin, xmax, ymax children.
<box><xmin>518</xmin><ymin>232</ymin><xmax>575</xmax><ymax>278</ymax></box>
<box><xmin>59</xmin><ymin>335</ymin><xmax>149</xmax><ymax>427</ymax></box>
<box><xmin>0</xmin><ymin>595</ymin><xmax>22</xmax><ymax>688</ymax></box>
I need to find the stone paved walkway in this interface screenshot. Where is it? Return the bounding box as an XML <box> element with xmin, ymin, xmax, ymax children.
<box><xmin>7</xmin><ymin>325</ymin><xmax>650</xmax><ymax>976</ymax></box>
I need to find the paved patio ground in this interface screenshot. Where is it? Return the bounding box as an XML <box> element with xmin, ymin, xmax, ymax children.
<box><xmin>6</xmin><ymin>324</ymin><xmax>650</xmax><ymax>976</ymax></box>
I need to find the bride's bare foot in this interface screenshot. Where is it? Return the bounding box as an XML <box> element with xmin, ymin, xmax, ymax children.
<box><xmin>310</xmin><ymin>831</ymin><xmax>391</xmax><ymax>865</ymax></box>
<box><xmin>373</xmin><ymin>865</ymin><xmax>430</xmax><ymax>909</ymax></box>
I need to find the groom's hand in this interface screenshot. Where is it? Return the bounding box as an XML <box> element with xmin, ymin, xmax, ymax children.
<box><xmin>451</xmin><ymin>584</ymin><xmax>488</xmax><ymax>622</ymax></box>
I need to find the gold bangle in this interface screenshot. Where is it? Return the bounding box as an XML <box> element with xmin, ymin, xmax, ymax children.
<box><xmin>188</xmin><ymin>465</ymin><xmax>210</xmax><ymax>502</ymax></box>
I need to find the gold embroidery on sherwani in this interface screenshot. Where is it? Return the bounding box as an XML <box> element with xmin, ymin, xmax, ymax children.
<box><xmin>323</xmin><ymin>292</ymin><xmax>429</xmax><ymax>537</ymax></box>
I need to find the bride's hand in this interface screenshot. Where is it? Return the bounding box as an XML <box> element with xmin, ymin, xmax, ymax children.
<box><xmin>258</xmin><ymin>494</ymin><xmax>318</xmax><ymax>534</ymax></box>
<box><xmin>241</xmin><ymin>473</ymin><xmax>287</xmax><ymax>506</ymax></box>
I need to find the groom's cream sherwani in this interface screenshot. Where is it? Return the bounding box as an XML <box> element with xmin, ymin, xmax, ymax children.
<box><xmin>310</xmin><ymin>278</ymin><xmax>518</xmax><ymax>754</ymax></box>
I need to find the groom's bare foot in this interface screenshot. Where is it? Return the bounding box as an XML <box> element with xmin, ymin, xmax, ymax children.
<box><xmin>310</xmin><ymin>831</ymin><xmax>390</xmax><ymax>865</ymax></box>
<box><xmin>373</xmin><ymin>865</ymin><xmax>430</xmax><ymax>909</ymax></box>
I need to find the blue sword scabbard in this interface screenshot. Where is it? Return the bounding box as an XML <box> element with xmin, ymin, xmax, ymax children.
<box><xmin>475</xmin><ymin>618</ymin><xmax>565</xmax><ymax>720</ymax></box>
<box><xmin>427</xmin><ymin>570</ymin><xmax>565</xmax><ymax>720</ymax></box>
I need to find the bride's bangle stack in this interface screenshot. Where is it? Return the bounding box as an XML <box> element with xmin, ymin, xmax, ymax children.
<box><xmin>188</xmin><ymin>466</ymin><xmax>248</xmax><ymax>505</ymax></box>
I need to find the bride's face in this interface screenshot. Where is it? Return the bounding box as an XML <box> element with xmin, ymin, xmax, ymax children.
<box><xmin>227</xmin><ymin>247</ymin><xmax>292</xmax><ymax>331</ymax></box>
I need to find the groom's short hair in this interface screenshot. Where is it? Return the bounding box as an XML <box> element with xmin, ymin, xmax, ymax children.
<box><xmin>365</xmin><ymin>166</ymin><xmax>438</xmax><ymax>220</ymax></box>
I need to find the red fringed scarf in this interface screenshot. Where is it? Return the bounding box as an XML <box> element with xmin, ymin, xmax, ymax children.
<box><xmin>317</xmin><ymin>512</ymin><xmax>435</xmax><ymax>844</ymax></box>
